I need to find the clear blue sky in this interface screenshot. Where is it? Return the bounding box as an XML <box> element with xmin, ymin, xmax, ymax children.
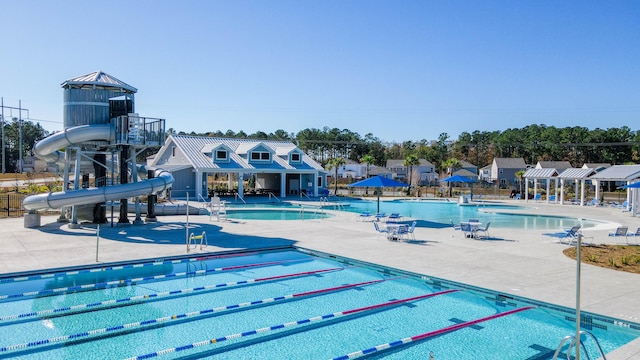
<box><xmin>1</xmin><ymin>1</ymin><xmax>638</xmax><ymax>143</ymax></box>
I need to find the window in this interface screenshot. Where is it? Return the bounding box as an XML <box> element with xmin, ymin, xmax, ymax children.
<box><xmin>215</xmin><ymin>150</ymin><xmax>227</xmax><ymax>160</ymax></box>
<box><xmin>172</xmin><ymin>147</ymin><xmax>176</xmax><ymax>157</ymax></box>
<box><xmin>251</xmin><ymin>151</ymin><xmax>271</xmax><ymax>161</ymax></box>
<box><xmin>317</xmin><ymin>176</ymin><xmax>322</xmax><ymax>187</ymax></box>
<box><xmin>291</xmin><ymin>153</ymin><xmax>300</xmax><ymax>162</ymax></box>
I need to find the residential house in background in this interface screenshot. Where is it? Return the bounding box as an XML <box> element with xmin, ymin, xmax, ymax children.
<box><xmin>330</xmin><ymin>159</ymin><xmax>367</xmax><ymax>179</ymax></box>
<box><xmin>385</xmin><ymin>159</ymin><xmax>436</xmax><ymax>185</ymax></box>
<box><xmin>479</xmin><ymin>164</ymin><xmax>492</xmax><ymax>183</ymax></box>
<box><xmin>490</xmin><ymin>157</ymin><xmax>527</xmax><ymax>188</ymax></box>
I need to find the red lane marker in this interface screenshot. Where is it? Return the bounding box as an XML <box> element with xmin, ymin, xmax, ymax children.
<box><xmin>342</xmin><ymin>289</ymin><xmax>459</xmax><ymax>315</ymax></box>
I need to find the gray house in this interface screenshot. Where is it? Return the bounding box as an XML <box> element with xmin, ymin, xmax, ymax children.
<box><xmin>148</xmin><ymin>135</ymin><xmax>327</xmax><ymax>200</ymax></box>
<box><xmin>490</xmin><ymin>157</ymin><xmax>527</xmax><ymax>188</ymax></box>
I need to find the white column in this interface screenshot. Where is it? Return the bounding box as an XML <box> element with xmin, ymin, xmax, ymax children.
<box><xmin>574</xmin><ymin>180</ymin><xmax>579</xmax><ymax>203</ymax></box>
<box><xmin>237</xmin><ymin>173</ymin><xmax>244</xmax><ymax>200</ymax></box>
<box><xmin>627</xmin><ymin>181</ymin><xmax>632</xmax><ymax>211</ymax></box>
<box><xmin>525</xmin><ymin>178</ymin><xmax>530</xmax><ymax>202</ymax></box>
<box><xmin>280</xmin><ymin>173</ymin><xmax>286</xmax><ymax>198</ymax></box>
<box><xmin>313</xmin><ymin>171</ymin><xmax>319</xmax><ymax>196</ymax></box>
<box><xmin>580</xmin><ymin>180</ymin><xmax>585</xmax><ymax>206</ymax></box>
<box><xmin>545</xmin><ymin>178</ymin><xmax>550</xmax><ymax>203</ymax></box>
<box><xmin>227</xmin><ymin>172</ymin><xmax>232</xmax><ymax>193</ymax></box>
<box><xmin>594</xmin><ymin>179</ymin><xmax>600</xmax><ymax>206</ymax></box>
<box><xmin>560</xmin><ymin>178</ymin><xmax>565</xmax><ymax>204</ymax></box>
<box><xmin>533</xmin><ymin>179</ymin><xmax>538</xmax><ymax>199</ymax></box>
<box><xmin>195</xmin><ymin>170</ymin><xmax>203</xmax><ymax>200</ymax></box>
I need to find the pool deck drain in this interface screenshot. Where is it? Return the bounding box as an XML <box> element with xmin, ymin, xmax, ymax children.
<box><xmin>1</xmin><ymin>199</ymin><xmax>640</xmax><ymax>359</ymax></box>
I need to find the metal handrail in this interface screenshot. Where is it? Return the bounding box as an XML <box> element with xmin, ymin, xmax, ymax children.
<box><xmin>552</xmin><ymin>330</ymin><xmax>606</xmax><ymax>360</ymax></box>
<box><xmin>268</xmin><ymin>192</ymin><xmax>281</xmax><ymax>203</ymax></box>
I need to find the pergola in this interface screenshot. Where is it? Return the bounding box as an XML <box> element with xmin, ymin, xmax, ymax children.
<box><xmin>523</xmin><ymin>168</ymin><xmax>559</xmax><ymax>203</ymax></box>
<box><xmin>588</xmin><ymin>164</ymin><xmax>640</xmax><ymax>214</ymax></box>
<box><xmin>556</xmin><ymin>168</ymin><xmax>597</xmax><ymax>206</ymax></box>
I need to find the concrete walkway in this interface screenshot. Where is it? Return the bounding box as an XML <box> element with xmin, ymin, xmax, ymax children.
<box><xmin>1</xmin><ymin>199</ymin><xmax>639</xmax><ymax>358</ymax></box>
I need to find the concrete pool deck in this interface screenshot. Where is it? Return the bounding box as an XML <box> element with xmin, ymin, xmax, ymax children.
<box><xmin>1</xmin><ymin>199</ymin><xmax>640</xmax><ymax>359</ymax></box>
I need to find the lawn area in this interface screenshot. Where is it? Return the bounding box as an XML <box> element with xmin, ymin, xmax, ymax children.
<box><xmin>564</xmin><ymin>245</ymin><xmax>640</xmax><ymax>274</ymax></box>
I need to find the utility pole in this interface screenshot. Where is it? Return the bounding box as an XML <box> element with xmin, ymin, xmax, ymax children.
<box><xmin>0</xmin><ymin>98</ymin><xmax>29</xmax><ymax>174</ymax></box>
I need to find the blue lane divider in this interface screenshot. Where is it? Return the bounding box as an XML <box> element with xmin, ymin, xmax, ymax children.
<box><xmin>0</xmin><ymin>278</ymin><xmax>390</xmax><ymax>353</ymax></box>
<box><xmin>330</xmin><ymin>306</ymin><xmax>536</xmax><ymax>359</ymax></box>
<box><xmin>124</xmin><ymin>290</ymin><xmax>459</xmax><ymax>360</ymax></box>
<box><xmin>0</xmin><ymin>259</ymin><xmax>305</xmax><ymax>301</ymax></box>
<box><xmin>0</xmin><ymin>252</ymin><xmax>260</xmax><ymax>284</ymax></box>
<box><xmin>0</xmin><ymin>267</ymin><xmax>343</xmax><ymax>323</ymax></box>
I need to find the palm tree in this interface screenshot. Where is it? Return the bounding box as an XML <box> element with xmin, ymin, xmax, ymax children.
<box><xmin>327</xmin><ymin>157</ymin><xmax>346</xmax><ymax>195</ymax></box>
<box><xmin>360</xmin><ymin>154</ymin><xmax>375</xmax><ymax>179</ymax></box>
<box><xmin>515</xmin><ymin>170</ymin><xmax>526</xmax><ymax>200</ymax></box>
<box><xmin>403</xmin><ymin>154</ymin><xmax>420</xmax><ymax>195</ymax></box>
<box><xmin>441</xmin><ymin>158</ymin><xmax>461</xmax><ymax>197</ymax></box>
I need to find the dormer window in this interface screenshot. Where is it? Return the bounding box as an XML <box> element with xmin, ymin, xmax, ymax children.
<box><xmin>290</xmin><ymin>153</ymin><xmax>301</xmax><ymax>163</ymax></box>
<box><xmin>251</xmin><ymin>151</ymin><xmax>271</xmax><ymax>161</ymax></box>
<box><xmin>215</xmin><ymin>150</ymin><xmax>228</xmax><ymax>161</ymax></box>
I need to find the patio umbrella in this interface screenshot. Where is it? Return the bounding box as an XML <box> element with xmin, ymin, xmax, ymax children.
<box><xmin>347</xmin><ymin>176</ymin><xmax>409</xmax><ymax>213</ymax></box>
<box><xmin>440</xmin><ymin>174</ymin><xmax>477</xmax><ymax>198</ymax></box>
<box><xmin>621</xmin><ymin>182</ymin><xmax>640</xmax><ymax>189</ymax></box>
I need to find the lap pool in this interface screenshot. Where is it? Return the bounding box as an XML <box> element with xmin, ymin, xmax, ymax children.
<box><xmin>0</xmin><ymin>248</ymin><xmax>637</xmax><ymax>359</ymax></box>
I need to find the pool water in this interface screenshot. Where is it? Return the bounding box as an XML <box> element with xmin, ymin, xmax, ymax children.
<box><xmin>226</xmin><ymin>208</ymin><xmax>331</xmax><ymax>220</ymax></box>
<box><xmin>339</xmin><ymin>199</ymin><xmax>603</xmax><ymax>229</ymax></box>
<box><xmin>0</xmin><ymin>248</ymin><xmax>637</xmax><ymax>359</ymax></box>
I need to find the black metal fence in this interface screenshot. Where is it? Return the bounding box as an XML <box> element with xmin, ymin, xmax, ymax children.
<box><xmin>0</xmin><ymin>193</ymin><xmax>58</xmax><ymax>218</ymax></box>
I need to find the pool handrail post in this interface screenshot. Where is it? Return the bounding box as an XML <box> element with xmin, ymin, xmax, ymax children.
<box><xmin>186</xmin><ymin>192</ymin><xmax>189</xmax><ymax>253</ymax></box>
<box><xmin>95</xmin><ymin>224</ymin><xmax>100</xmax><ymax>262</ymax></box>
<box><xmin>576</xmin><ymin>232</ymin><xmax>582</xmax><ymax>360</ymax></box>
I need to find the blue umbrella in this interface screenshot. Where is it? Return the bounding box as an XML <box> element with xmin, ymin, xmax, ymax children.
<box><xmin>347</xmin><ymin>176</ymin><xmax>409</xmax><ymax>213</ymax></box>
<box><xmin>621</xmin><ymin>182</ymin><xmax>640</xmax><ymax>189</ymax></box>
<box><xmin>440</xmin><ymin>174</ymin><xmax>477</xmax><ymax>183</ymax></box>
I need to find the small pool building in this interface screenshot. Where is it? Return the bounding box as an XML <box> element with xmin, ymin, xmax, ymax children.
<box><xmin>148</xmin><ymin>135</ymin><xmax>328</xmax><ymax>200</ymax></box>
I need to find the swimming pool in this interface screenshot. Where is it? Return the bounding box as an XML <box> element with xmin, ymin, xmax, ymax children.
<box><xmin>336</xmin><ymin>199</ymin><xmax>603</xmax><ymax>230</ymax></box>
<box><xmin>226</xmin><ymin>208</ymin><xmax>332</xmax><ymax>220</ymax></box>
<box><xmin>0</xmin><ymin>248</ymin><xmax>637</xmax><ymax>359</ymax></box>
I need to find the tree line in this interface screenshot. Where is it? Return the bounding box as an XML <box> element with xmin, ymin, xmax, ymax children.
<box><xmin>170</xmin><ymin>124</ymin><xmax>640</xmax><ymax>174</ymax></box>
<box><xmin>3</xmin><ymin>121</ymin><xmax>639</xmax><ymax>176</ymax></box>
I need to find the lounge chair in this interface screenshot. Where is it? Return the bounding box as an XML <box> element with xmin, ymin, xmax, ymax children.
<box><xmin>387</xmin><ymin>213</ymin><xmax>403</xmax><ymax>223</ymax></box>
<box><xmin>534</xmin><ymin>194</ymin><xmax>541</xmax><ymax>201</ymax></box>
<box><xmin>627</xmin><ymin>227</ymin><xmax>640</xmax><ymax>245</ymax></box>
<box><xmin>548</xmin><ymin>195</ymin><xmax>556</xmax><ymax>202</ymax></box>
<box><xmin>609</xmin><ymin>226</ymin><xmax>629</xmax><ymax>244</ymax></box>
<box><xmin>514</xmin><ymin>194</ymin><xmax>521</xmax><ymax>200</ymax></box>
<box><xmin>358</xmin><ymin>211</ymin><xmax>373</xmax><ymax>222</ymax></box>
<box><xmin>374</xmin><ymin>213</ymin><xmax>387</xmax><ymax>222</ymax></box>
<box><xmin>558</xmin><ymin>224</ymin><xmax>582</xmax><ymax>244</ymax></box>
<box><xmin>468</xmin><ymin>218</ymin><xmax>480</xmax><ymax>223</ymax></box>
<box><xmin>373</xmin><ymin>222</ymin><xmax>389</xmax><ymax>240</ymax></box>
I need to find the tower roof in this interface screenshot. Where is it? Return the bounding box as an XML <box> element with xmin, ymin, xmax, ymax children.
<box><xmin>61</xmin><ymin>70</ymin><xmax>137</xmax><ymax>93</ymax></box>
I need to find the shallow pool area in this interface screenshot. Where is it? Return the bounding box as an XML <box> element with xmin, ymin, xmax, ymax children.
<box><xmin>226</xmin><ymin>208</ymin><xmax>332</xmax><ymax>220</ymax></box>
<box><xmin>0</xmin><ymin>247</ymin><xmax>637</xmax><ymax>359</ymax></box>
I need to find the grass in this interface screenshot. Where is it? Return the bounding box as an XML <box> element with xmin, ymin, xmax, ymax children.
<box><xmin>564</xmin><ymin>245</ymin><xmax>640</xmax><ymax>274</ymax></box>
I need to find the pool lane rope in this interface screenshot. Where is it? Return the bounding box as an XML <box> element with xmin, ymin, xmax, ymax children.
<box><xmin>330</xmin><ymin>305</ymin><xmax>536</xmax><ymax>360</ymax></box>
<box><xmin>124</xmin><ymin>290</ymin><xmax>460</xmax><ymax>360</ymax></box>
<box><xmin>0</xmin><ymin>251</ymin><xmax>259</xmax><ymax>284</ymax></box>
<box><xmin>0</xmin><ymin>267</ymin><xmax>344</xmax><ymax>323</ymax></box>
<box><xmin>0</xmin><ymin>259</ymin><xmax>308</xmax><ymax>301</ymax></box>
<box><xmin>0</xmin><ymin>278</ymin><xmax>392</xmax><ymax>353</ymax></box>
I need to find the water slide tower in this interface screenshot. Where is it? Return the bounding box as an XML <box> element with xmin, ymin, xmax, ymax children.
<box><xmin>25</xmin><ymin>71</ymin><xmax>171</xmax><ymax>226</ymax></box>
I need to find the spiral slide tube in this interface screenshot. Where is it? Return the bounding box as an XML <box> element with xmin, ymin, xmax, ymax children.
<box><xmin>23</xmin><ymin>124</ymin><xmax>174</xmax><ymax>211</ymax></box>
<box><xmin>0</xmin><ymin>267</ymin><xmax>343</xmax><ymax>323</ymax></box>
<box><xmin>125</xmin><ymin>290</ymin><xmax>459</xmax><ymax>360</ymax></box>
<box><xmin>0</xmin><ymin>278</ymin><xmax>389</xmax><ymax>354</ymax></box>
<box><xmin>331</xmin><ymin>306</ymin><xmax>536</xmax><ymax>360</ymax></box>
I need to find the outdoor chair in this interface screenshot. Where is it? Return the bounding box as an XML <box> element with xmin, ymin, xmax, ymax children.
<box><xmin>373</xmin><ymin>222</ymin><xmax>389</xmax><ymax>240</ymax></box>
<box><xmin>397</xmin><ymin>221</ymin><xmax>417</xmax><ymax>241</ymax></box>
<box><xmin>358</xmin><ymin>211</ymin><xmax>373</xmax><ymax>222</ymax></box>
<box><xmin>555</xmin><ymin>224</ymin><xmax>582</xmax><ymax>245</ymax></box>
<box><xmin>627</xmin><ymin>227</ymin><xmax>640</xmax><ymax>245</ymax></box>
<box><xmin>534</xmin><ymin>194</ymin><xmax>541</xmax><ymax>201</ymax></box>
<box><xmin>609</xmin><ymin>226</ymin><xmax>629</xmax><ymax>244</ymax></box>
<box><xmin>374</xmin><ymin>213</ymin><xmax>387</xmax><ymax>222</ymax></box>
<box><xmin>460</xmin><ymin>222</ymin><xmax>475</xmax><ymax>238</ymax></box>
<box><xmin>548</xmin><ymin>195</ymin><xmax>556</xmax><ymax>202</ymax></box>
<box><xmin>476</xmin><ymin>222</ymin><xmax>491</xmax><ymax>239</ymax></box>
<box><xmin>450</xmin><ymin>220</ymin><xmax>461</xmax><ymax>231</ymax></box>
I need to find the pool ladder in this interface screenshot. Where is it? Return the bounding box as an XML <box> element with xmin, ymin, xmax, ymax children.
<box><xmin>552</xmin><ymin>330</ymin><xmax>606</xmax><ymax>360</ymax></box>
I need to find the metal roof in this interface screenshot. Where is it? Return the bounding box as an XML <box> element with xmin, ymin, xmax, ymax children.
<box><xmin>523</xmin><ymin>168</ymin><xmax>558</xmax><ymax>178</ymax></box>
<box><xmin>493</xmin><ymin>157</ymin><xmax>526</xmax><ymax>168</ymax></box>
<box><xmin>557</xmin><ymin>168</ymin><xmax>596</xmax><ymax>179</ymax></box>
<box><xmin>61</xmin><ymin>70</ymin><xmax>137</xmax><ymax>93</ymax></box>
<box><xmin>588</xmin><ymin>164</ymin><xmax>640</xmax><ymax>181</ymax></box>
<box><xmin>536</xmin><ymin>161</ymin><xmax>572</xmax><ymax>170</ymax></box>
<box><xmin>158</xmin><ymin>135</ymin><xmax>325</xmax><ymax>173</ymax></box>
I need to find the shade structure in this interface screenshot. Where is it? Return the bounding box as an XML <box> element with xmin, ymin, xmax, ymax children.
<box><xmin>621</xmin><ymin>182</ymin><xmax>640</xmax><ymax>189</ymax></box>
<box><xmin>347</xmin><ymin>176</ymin><xmax>409</xmax><ymax>213</ymax></box>
<box><xmin>440</xmin><ymin>174</ymin><xmax>477</xmax><ymax>183</ymax></box>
